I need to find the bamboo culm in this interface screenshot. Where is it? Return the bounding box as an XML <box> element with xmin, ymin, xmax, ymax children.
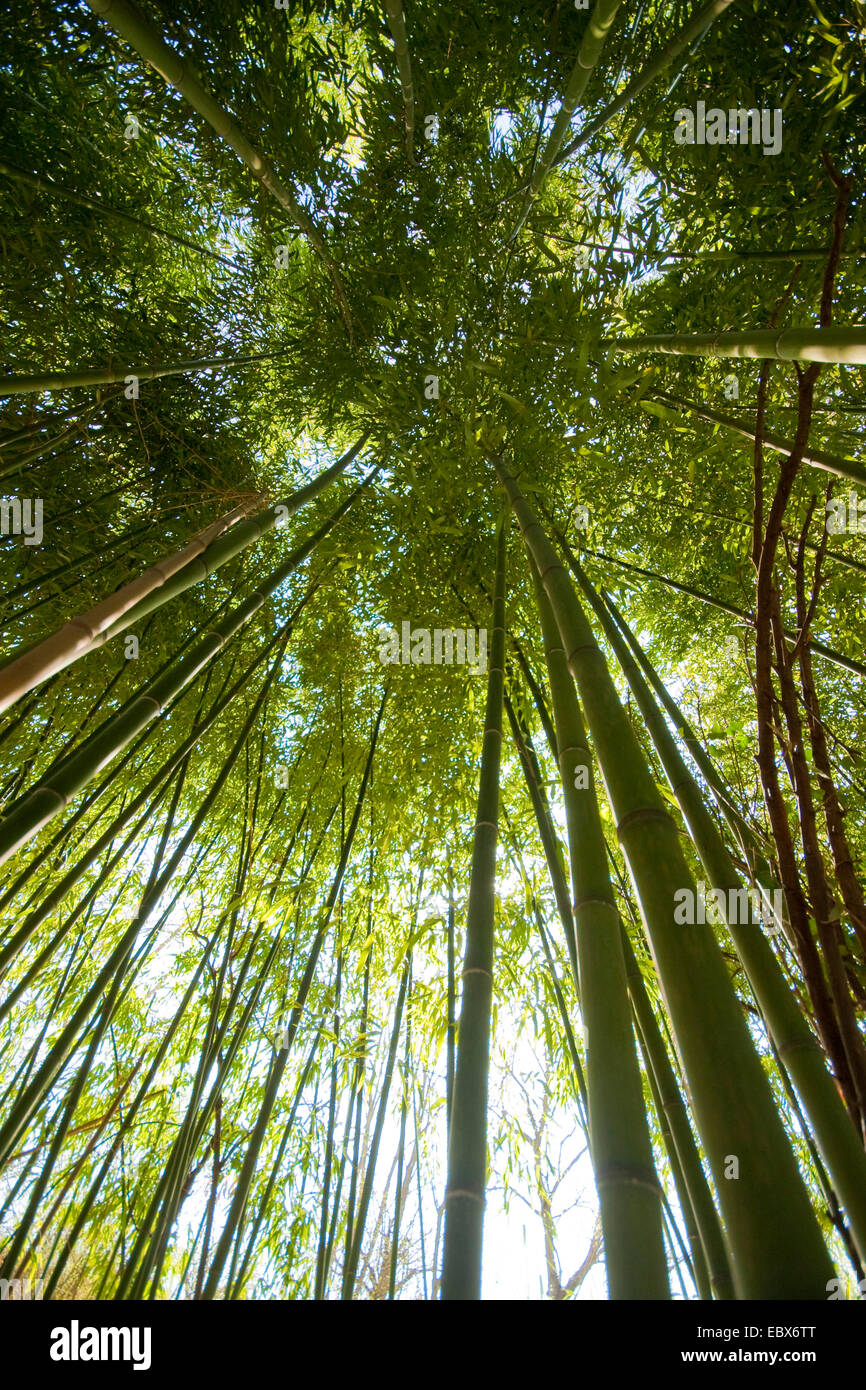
<box><xmin>441</xmin><ymin>517</ymin><xmax>507</xmax><ymax>1300</ymax></box>
<box><xmin>491</xmin><ymin>452</ymin><xmax>835</xmax><ymax>1299</ymax></box>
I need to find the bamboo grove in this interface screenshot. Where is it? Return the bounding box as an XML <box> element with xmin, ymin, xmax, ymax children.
<box><xmin>0</xmin><ymin>0</ymin><xmax>865</xmax><ymax>1302</ymax></box>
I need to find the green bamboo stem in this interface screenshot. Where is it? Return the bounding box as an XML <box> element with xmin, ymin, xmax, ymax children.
<box><xmin>0</xmin><ymin>400</ymin><xmax>110</xmax><ymax>479</ymax></box>
<box><xmin>633</xmin><ymin>1013</ymin><xmax>708</xmax><ymax>1299</ymax></box>
<box><xmin>0</xmin><ymin>346</ymin><xmax>289</xmax><ymax>397</ymax></box>
<box><xmin>511</xmin><ymin>0</ymin><xmax>622</xmax><ymax>240</ymax></box>
<box><xmin>200</xmin><ymin>693</ymin><xmax>387</xmax><ymax>1298</ymax></box>
<box><xmin>503</xmin><ymin>691</ymin><xmax>579</xmax><ymax>987</ymax></box>
<box><xmin>603</xmin><ymin>327</ymin><xmax>866</xmax><ymax>365</ymax></box>
<box><xmin>620</xmin><ymin>924</ymin><xmax>733</xmax><ymax>1300</ymax></box>
<box><xmin>491</xmin><ymin>453</ymin><xmax>835</xmax><ymax>1298</ymax></box>
<box><xmin>441</xmin><ymin>517</ymin><xmax>507</xmax><ymax>1301</ymax></box>
<box><xmin>339</xmin><ymin>905</ymin><xmax>373</xmax><ymax>1288</ymax></box>
<box><xmin>388</xmin><ymin>1000</ymin><xmax>412</xmax><ymax>1300</ymax></box>
<box><xmin>0</xmin><ymin>618</ymin><xmax>299</xmax><ymax>1011</ymax></box>
<box><xmin>0</xmin><ymin>946</ymin><xmax>132</xmax><ymax>1279</ymax></box>
<box><xmin>342</xmin><ymin>954</ymin><xmax>411</xmax><ymax>1299</ymax></box>
<box><xmin>226</xmin><ymin>1025</ymin><xmax>323</xmax><ymax>1299</ymax></box>
<box><xmin>84</xmin><ymin>0</ymin><xmax>354</xmax><ymax>336</ymax></box>
<box><xmin>543</xmin><ymin>236</ymin><xmax>866</xmax><ymax>265</ymax></box>
<box><xmin>116</xmin><ymin>925</ymin><xmax>274</xmax><ymax>1298</ymax></box>
<box><xmin>585</xmin><ymin>548</ymin><xmax>866</xmax><ymax>678</ymax></box>
<box><xmin>0</xmin><ymin>479</ymin><xmax>369</xmax><ymax>865</ymax></box>
<box><xmin>653</xmin><ymin>390</ymin><xmax>866</xmax><ymax>487</ymax></box>
<box><xmin>0</xmin><ymin>787</ymin><xmax>169</xmax><ymax>1022</ymax></box>
<box><xmin>445</xmin><ymin>879</ymin><xmax>456</xmax><ymax>1137</ymax></box>
<box><xmin>0</xmin><ymin>498</ymin><xmax>259</xmax><ymax>709</ymax></box>
<box><xmin>0</xmin><ymin>404</ymin><xmax>85</xmax><ymax>451</ymax></box>
<box><xmin>663</xmin><ymin>246</ymin><xmax>866</xmax><ymax>263</ymax></box>
<box><xmin>583</xmin><ymin>577</ymin><xmax>866</xmax><ymax>1269</ymax></box>
<box><xmin>530</xmin><ymin>561</ymin><xmax>669</xmax><ymax>1299</ymax></box>
<box><xmin>314</xmin><ymin>960</ymin><xmax>342</xmax><ymax>1301</ymax></box>
<box><xmin>0</xmin><ymin>661</ymin><xmax>276</xmax><ymax>1173</ymax></box>
<box><xmin>0</xmin><ymin>435</ymin><xmax>368</xmax><ymax>710</ymax></box>
<box><xmin>42</xmin><ymin>936</ymin><xmax>217</xmax><ymax>1298</ymax></box>
<box><xmin>0</xmin><ymin>157</ymin><xmax>243</xmax><ymax>270</ymax></box>
<box><xmin>384</xmin><ymin>1</ymin><xmax>415</xmax><ymax>161</ymax></box>
<box><xmin>585</xmin><ymin>573</ymin><xmax>770</xmax><ymax>873</ymax></box>
<box><xmin>556</xmin><ymin>0</ymin><xmax>736</xmax><ymax>164</ymax></box>
<box><xmin>534</xmin><ymin>909</ymin><xmax>589</xmax><ymax>1124</ymax></box>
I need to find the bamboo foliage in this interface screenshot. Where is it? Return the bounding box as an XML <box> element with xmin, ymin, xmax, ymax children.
<box><xmin>0</xmin><ymin>158</ymin><xmax>243</xmax><ymax>271</ymax></box>
<box><xmin>84</xmin><ymin>0</ymin><xmax>355</xmax><ymax>336</ymax></box>
<box><xmin>2</xmin><ymin>0</ymin><xmax>864</xmax><ymax>1308</ymax></box>
<box><xmin>0</xmin><ymin>477</ymin><xmax>372</xmax><ymax>865</ymax></box>
<box><xmin>651</xmin><ymin>389</ymin><xmax>866</xmax><ymax>487</ymax></box>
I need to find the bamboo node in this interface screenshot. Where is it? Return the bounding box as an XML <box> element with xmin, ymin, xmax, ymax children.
<box><xmin>461</xmin><ymin>967</ymin><xmax>493</xmax><ymax>980</ymax></box>
<box><xmin>573</xmin><ymin>893</ymin><xmax>617</xmax><ymax>913</ymax></box>
<box><xmin>596</xmin><ymin>1163</ymin><xmax>663</xmax><ymax>1196</ymax></box>
<box><xmin>537</xmin><ymin>560</ymin><xmax>569</xmax><ymax>585</ymax></box>
<box><xmin>445</xmin><ymin>1187</ymin><xmax>486</xmax><ymax>1204</ymax></box>
<box><xmin>616</xmin><ymin>806</ymin><xmax>675</xmax><ymax>837</ymax></box>
<box><xmin>566</xmin><ymin>642</ymin><xmax>599</xmax><ymax>665</ymax></box>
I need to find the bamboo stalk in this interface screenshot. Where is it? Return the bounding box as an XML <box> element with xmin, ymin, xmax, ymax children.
<box><xmin>652</xmin><ymin>390</ymin><xmax>866</xmax><ymax>486</ymax></box>
<box><xmin>441</xmin><ymin>517</ymin><xmax>507</xmax><ymax>1301</ymax></box>
<box><xmin>620</xmin><ymin>908</ymin><xmax>731</xmax><ymax>1300</ymax></box>
<box><xmin>511</xmin><ymin>0</ymin><xmax>622</xmax><ymax>240</ymax></box>
<box><xmin>42</xmin><ymin>937</ymin><xmax>217</xmax><ymax>1298</ymax></box>
<box><xmin>115</xmin><ymin>925</ymin><xmax>274</xmax><ymax>1298</ymax></box>
<box><xmin>226</xmin><ymin>1026</ymin><xmax>323</xmax><ymax>1300</ymax></box>
<box><xmin>556</xmin><ymin>0</ymin><xmax>736</xmax><ymax>163</ymax></box>
<box><xmin>529</xmin><ymin>561</ymin><xmax>669</xmax><ymax>1298</ymax></box>
<box><xmin>384</xmin><ymin>1</ymin><xmax>415</xmax><ymax>161</ymax></box>
<box><xmin>0</xmin><ymin>435</ymin><xmax>368</xmax><ymax>710</ymax></box>
<box><xmin>603</xmin><ymin>327</ymin><xmax>866</xmax><ymax>365</ymax></box>
<box><xmin>584</xmin><ymin>548</ymin><xmax>866</xmax><ymax>678</ymax></box>
<box><xmin>593</xmin><ymin>582</ymin><xmax>866</xmax><ymax>1266</ymax></box>
<box><xmin>0</xmin><ymin>477</ymin><xmax>371</xmax><ymax>865</ymax></box>
<box><xmin>0</xmin><ymin>499</ymin><xmax>257</xmax><ymax>707</ymax></box>
<box><xmin>84</xmin><ymin>0</ymin><xmax>354</xmax><ymax>337</ymax></box>
<box><xmin>0</xmin><ymin>347</ymin><xmax>293</xmax><ymax>396</ymax></box>
<box><xmin>199</xmin><ymin>693</ymin><xmax>387</xmax><ymax>1298</ymax></box>
<box><xmin>656</xmin><ymin>391</ymin><xmax>866</xmax><ymax>489</ymax></box>
<box><xmin>342</xmin><ymin>954</ymin><xmax>411</xmax><ymax>1299</ymax></box>
<box><xmin>388</xmin><ymin>1000</ymin><xmax>412</xmax><ymax>1300</ymax></box>
<box><xmin>0</xmin><ymin>657</ymin><xmax>279</xmax><ymax>1172</ymax></box>
<box><xmin>491</xmin><ymin>454</ymin><xmax>835</xmax><ymax>1298</ymax></box>
<box><xmin>0</xmin><ymin>400</ymin><xmax>110</xmax><ymax>479</ymax></box>
<box><xmin>314</xmin><ymin>959</ymin><xmax>342</xmax><ymax>1300</ymax></box>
